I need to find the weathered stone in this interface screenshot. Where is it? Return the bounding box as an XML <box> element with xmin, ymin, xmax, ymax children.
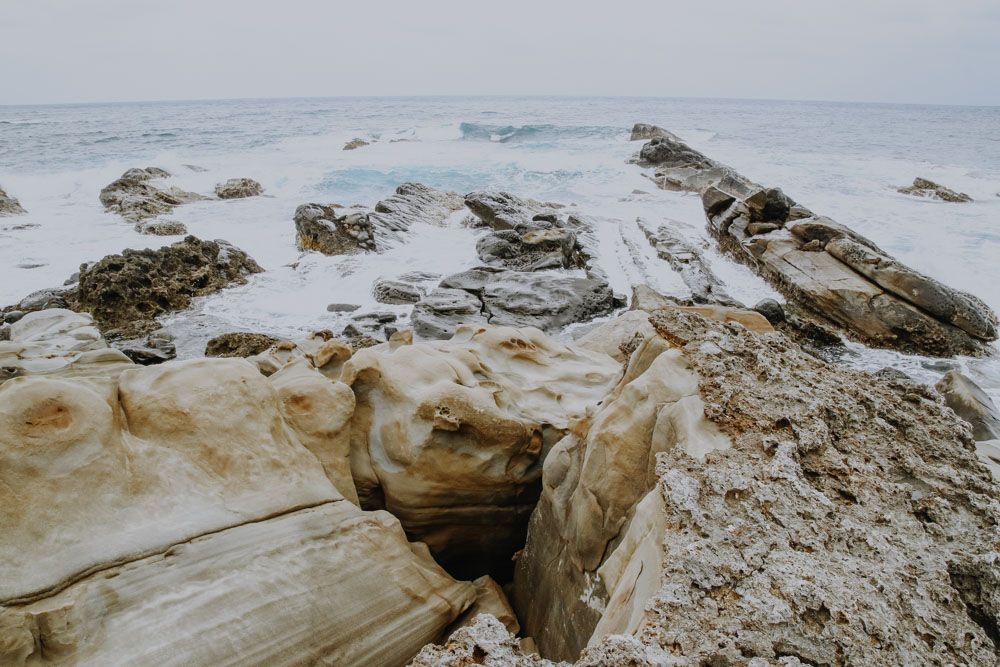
<box><xmin>936</xmin><ymin>371</ymin><xmax>1000</xmax><ymax>441</ymax></box>
<box><xmin>476</xmin><ymin>227</ymin><xmax>583</xmax><ymax>271</ymax></box>
<box><xmin>575</xmin><ymin>310</ymin><xmax>657</xmax><ymax>364</ymax></box>
<box><xmin>753</xmin><ymin>298</ymin><xmax>785</xmax><ymax>325</ymax></box>
<box><xmin>327</xmin><ymin>303</ymin><xmax>361</xmax><ymax>313</ymax></box>
<box><xmin>71</xmin><ymin>236</ymin><xmax>263</xmax><ymax>337</ymax></box>
<box><xmin>373</xmin><ymin>279</ymin><xmax>425</xmax><ymax>305</ymax></box>
<box><xmin>294</xmin><ymin>203</ymin><xmax>377</xmax><ymax>254</ymax></box>
<box><xmin>629</xmin><ymin>123</ymin><xmax>681</xmax><ymax>142</ymax></box>
<box><xmin>371</xmin><ymin>183</ymin><xmax>466</xmax><ymax>240</ymax></box>
<box><xmin>0</xmin><ymin>186</ymin><xmax>27</xmax><ymax>216</ymax></box>
<box><xmin>215</xmin><ymin>177</ymin><xmax>263</xmax><ymax>199</ymax></box>
<box><xmin>344</xmin><ymin>138</ymin><xmax>370</xmax><ymax>150</ymax></box>
<box><xmin>205</xmin><ymin>332</ymin><xmax>280</xmax><ymax>358</ymax></box>
<box><xmin>898</xmin><ymin>177</ymin><xmax>973</xmax><ymax>203</ymax></box>
<box><xmin>464</xmin><ymin>191</ymin><xmax>547</xmax><ymax>230</ymax></box>
<box><xmin>410</xmin><ymin>288</ymin><xmax>486</xmax><ymax>339</ymax></box>
<box><xmin>99</xmin><ymin>167</ymin><xmax>207</xmax><ymax>222</ymax></box>
<box><xmin>639</xmin><ymin>220</ymin><xmax>740</xmax><ymax>306</ymax></box>
<box><xmin>247</xmin><ymin>330</ymin><xmax>353</xmax><ymax>379</ymax></box>
<box><xmin>480</xmin><ymin>271</ymin><xmax>619</xmax><ymax>332</ymax></box>
<box><xmin>134</xmin><ymin>219</ymin><xmax>187</xmax><ymax>235</ymax></box>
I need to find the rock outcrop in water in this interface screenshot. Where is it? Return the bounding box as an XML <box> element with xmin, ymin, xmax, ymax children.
<box><xmin>215</xmin><ymin>177</ymin><xmax>263</xmax><ymax>199</ymax></box>
<box><xmin>69</xmin><ymin>236</ymin><xmax>262</xmax><ymax>337</ymax></box>
<box><xmin>294</xmin><ymin>203</ymin><xmax>377</xmax><ymax>254</ymax></box>
<box><xmin>639</xmin><ymin>218</ymin><xmax>740</xmax><ymax>306</ymax></box>
<box><xmin>99</xmin><ymin>167</ymin><xmax>208</xmax><ymax>222</ymax></box>
<box><xmin>133</xmin><ymin>219</ymin><xmax>187</xmax><ymax>235</ymax></box>
<box><xmin>0</xmin><ymin>186</ymin><xmax>27</xmax><ymax>215</ymax></box>
<box><xmin>509</xmin><ymin>308</ymin><xmax>1000</xmax><ymax>664</ymax></box>
<box><xmin>629</xmin><ymin>122</ymin><xmax>680</xmax><ymax>142</ymax></box>
<box><xmin>370</xmin><ymin>182</ymin><xmax>467</xmax><ymax>245</ymax></box>
<box><xmin>634</xmin><ymin>128</ymin><xmax>999</xmax><ymax>356</ymax></box>
<box><xmin>898</xmin><ymin>177</ymin><xmax>973</xmax><ymax>203</ymax></box>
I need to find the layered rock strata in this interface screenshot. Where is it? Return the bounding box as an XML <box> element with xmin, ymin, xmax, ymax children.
<box><xmin>635</xmin><ymin>128</ymin><xmax>998</xmax><ymax>356</ymax></box>
<box><xmin>638</xmin><ymin>218</ymin><xmax>740</xmax><ymax>306</ymax></box>
<box><xmin>0</xmin><ymin>357</ymin><xmax>475</xmax><ymax>666</ymax></box>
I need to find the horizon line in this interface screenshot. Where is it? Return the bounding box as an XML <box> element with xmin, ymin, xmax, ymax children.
<box><xmin>2</xmin><ymin>93</ymin><xmax>998</xmax><ymax>110</ymax></box>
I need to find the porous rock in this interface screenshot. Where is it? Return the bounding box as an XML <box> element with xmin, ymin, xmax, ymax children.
<box><xmin>294</xmin><ymin>203</ymin><xmax>377</xmax><ymax>254</ymax></box>
<box><xmin>898</xmin><ymin>177</ymin><xmax>973</xmax><ymax>203</ymax></box>
<box><xmin>344</xmin><ymin>138</ymin><xmax>370</xmax><ymax>150</ymax></box>
<box><xmin>134</xmin><ymin>219</ymin><xmax>187</xmax><ymax>235</ymax></box>
<box><xmin>214</xmin><ymin>177</ymin><xmax>263</xmax><ymax>199</ymax></box>
<box><xmin>99</xmin><ymin>167</ymin><xmax>207</xmax><ymax>222</ymax></box>
<box><xmin>205</xmin><ymin>332</ymin><xmax>281</xmax><ymax>358</ymax></box>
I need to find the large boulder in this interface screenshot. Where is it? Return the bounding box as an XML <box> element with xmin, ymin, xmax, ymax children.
<box><xmin>476</xmin><ymin>227</ymin><xmax>584</xmax><ymax>271</ymax></box>
<box><xmin>342</xmin><ymin>324</ymin><xmax>620</xmax><ymax>580</ymax></box>
<box><xmin>99</xmin><ymin>167</ymin><xmax>207</xmax><ymax>222</ymax></box>
<box><xmin>0</xmin><ymin>358</ymin><xmax>475</xmax><ymax>665</ymax></box>
<box><xmin>510</xmin><ymin>308</ymin><xmax>1000</xmax><ymax>664</ymax></box>
<box><xmin>898</xmin><ymin>177</ymin><xmax>972</xmax><ymax>203</ymax></box>
<box><xmin>70</xmin><ymin>236</ymin><xmax>263</xmax><ymax>337</ymax></box>
<box><xmin>294</xmin><ymin>203</ymin><xmax>377</xmax><ymax>254</ymax></box>
<box><xmin>0</xmin><ymin>186</ymin><xmax>27</xmax><ymax>216</ymax></box>
<box><xmin>215</xmin><ymin>177</ymin><xmax>263</xmax><ymax>199</ymax></box>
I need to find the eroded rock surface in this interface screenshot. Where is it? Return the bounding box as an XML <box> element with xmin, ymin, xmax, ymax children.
<box><xmin>342</xmin><ymin>324</ymin><xmax>621</xmax><ymax>580</ymax></box>
<box><xmin>215</xmin><ymin>177</ymin><xmax>263</xmax><ymax>199</ymax></box>
<box><xmin>512</xmin><ymin>308</ymin><xmax>1000</xmax><ymax>664</ymax></box>
<box><xmin>634</xmin><ymin>130</ymin><xmax>998</xmax><ymax>356</ymax></box>
<box><xmin>0</xmin><ymin>186</ymin><xmax>27</xmax><ymax>216</ymax></box>
<box><xmin>898</xmin><ymin>177</ymin><xmax>973</xmax><ymax>203</ymax></box>
<box><xmin>134</xmin><ymin>219</ymin><xmax>188</xmax><ymax>235</ymax></box>
<box><xmin>99</xmin><ymin>167</ymin><xmax>207</xmax><ymax>222</ymax></box>
<box><xmin>370</xmin><ymin>183</ymin><xmax>466</xmax><ymax>243</ymax></box>
<box><xmin>205</xmin><ymin>331</ymin><xmax>280</xmax><ymax>358</ymax></box>
<box><xmin>0</xmin><ymin>357</ymin><xmax>475</xmax><ymax>665</ymax></box>
<box><xmin>70</xmin><ymin>236</ymin><xmax>263</xmax><ymax>337</ymax></box>
<box><xmin>294</xmin><ymin>203</ymin><xmax>377</xmax><ymax>254</ymax></box>
<box><xmin>630</xmin><ymin>122</ymin><xmax>681</xmax><ymax>142</ymax></box>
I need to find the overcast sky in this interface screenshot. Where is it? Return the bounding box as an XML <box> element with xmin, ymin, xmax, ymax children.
<box><xmin>2</xmin><ymin>0</ymin><xmax>998</xmax><ymax>106</ymax></box>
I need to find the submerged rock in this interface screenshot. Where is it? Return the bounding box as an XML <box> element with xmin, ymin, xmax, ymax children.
<box><xmin>215</xmin><ymin>177</ymin><xmax>263</xmax><ymax>199</ymax></box>
<box><xmin>898</xmin><ymin>177</ymin><xmax>973</xmax><ymax>203</ymax></box>
<box><xmin>134</xmin><ymin>219</ymin><xmax>188</xmax><ymax>235</ymax></box>
<box><xmin>511</xmin><ymin>308</ymin><xmax>1000</xmax><ymax>664</ymax></box>
<box><xmin>99</xmin><ymin>167</ymin><xmax>207</xmax><ymax>222</ymax></box>
<box><xmin>0</xmin><ymin>186</ymin><xmax>27</xmax><ymax>216</ymax></box>
<box><xmin>71</xmin><ymin>235</ymin><xmax>263</xmax><ymax>337</ymax></box>
<box><xmin>294</xmin><ymin>203</ymin><xmax>377</xmax><ymax>254</ymax></box>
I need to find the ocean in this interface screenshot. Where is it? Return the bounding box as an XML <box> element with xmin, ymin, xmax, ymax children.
<box><xmin>2</xmin><ymin>95</ymin><xmax>999</xmax><ymax>398</ymax></box>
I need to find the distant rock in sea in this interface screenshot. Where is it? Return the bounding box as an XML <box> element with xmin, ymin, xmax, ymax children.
<box><xmin>897</xmin><ymin>177</ymin><xmax>973</xmax><ymax>202</ymax></box>
<box><xmin>215</xmin><ymin>177</ymin><xmax>263</xmax><ymax>199</ymax></box>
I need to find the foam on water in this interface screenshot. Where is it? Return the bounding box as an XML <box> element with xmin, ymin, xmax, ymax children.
<box><xmin>2</xmin><ymin>96</ymin><xmax>999</xmax><ymax>401</ymax></box>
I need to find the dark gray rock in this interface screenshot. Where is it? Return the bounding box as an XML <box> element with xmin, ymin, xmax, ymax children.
<box><xmin>629</xmin><ymin>123</ymin><xmax>680</xmax><ymax>142</ymax></box>
<box><xmin>372</xmin><ymin>279</ymin><xmax>424</xmax><ymax>305</ymax></box>
<box><xmin>326</xmin><ymin>303</ymin><xmax>361</xmax><ymax>313</ymax></box>
<box><xmin>134</xmin><ymin>220</ymin><xmax>187</xmax><ymax>236</ymax></box>
<box><xmin>117</xmin><ymin>330</ymin><xmax>176</xmax><ymax>365</ymax></box>
<box><xmin>753</xmin><ymin>298</ymin><xmax>785</xmax><ymax>325</ymax></box>
<box><xmin>370</xmin><ymin>183</ymin><xmax>465</xmax><ymax>239</ymax></box>
<box><xmin>4</xmin><ymin>310</ymin><xmax>25</xmax><ymax>324</ymax></box>
<box><xmin>410</xmin><ymin>288</ymin><xmax>486</xmax><ymax>339</ymax></box>
<box><xmin>464</xmin><ymin>191</ymin><xmax>544</xmax><ymax>230</ymax></box>
<box><xmin>476</xmin><ymin>227</ymin><xmax>583</xmax><ymax>271</ymax></box>
<box><xmin>481</xmin><ymin>271</ymin><xmax>618</xmax><ymax>331</ymax></box>
<box><xmin>100</xmin><ymin>168</ymin><xmax>207</xmax><ymax>222</ymax></box>
<box><xmin>639</xmin><ymin>220</ymin><xmax>740</xmax><ymax>306</ymax></box>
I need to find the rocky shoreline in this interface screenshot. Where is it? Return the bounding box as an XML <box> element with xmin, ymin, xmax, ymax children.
<box><xmin>1</xmin><ymin>124</ymin><xmax>999</xmax><ymax>666</ymax></box>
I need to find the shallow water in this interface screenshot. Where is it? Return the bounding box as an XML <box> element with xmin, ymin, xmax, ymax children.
<box><xmin>2</xmin><ymin>96</ymin><xmax>999</xmax><ymax>398</ymax></box>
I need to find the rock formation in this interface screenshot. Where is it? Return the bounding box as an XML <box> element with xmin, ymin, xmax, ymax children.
<box><xmin>0</xmin><ymin>357</ymin><xmax>476</xmax><ymax>666</ymax></box>
<box><xmin>936</xmin><ymin>371</ymin><xmax>1000</xmax><ymax>441</ymax></box>
<box><xmin>205</xmin><ymin>331</ymin><xmax>281</xmax><ymax>358</ymax></box>
<box><xmin>633</xmin><ymin>128</ymin><xmax>998</xmax><ymax>356</ymax></box>
<box><xmin>510</xmin><ymin>308</ymin><xmax>1000</xmax><ymax>664</ymax></box>
<box><xmin>294</xmin><ymin>203</ymin><xmax>377</xmax><ymax>254</ymax></box>
<box><xmin>215</xmin><ymin>177</ymin><xmax>263</xmax><ymax>199</ymax></box>
<box><xmin>629</xmin><ymin>122</ymin><xmax>680</xmax><ymax>142</ymax></box>
<box><xmin>0</xmin><ymin>186</ymin><xmax>27</xmax><ymax>215</ymax></box>
<box><xmin>369</xmin><ymin>183</ymin><xmax>467</xmax><ymax>245</ymax></box>
<box><xmin>344</xmin><ymin>138</ymin><xmax>370</xmax><ymax>150</ymax></box>
<box><xmin>342</xmin><ymin>324</ymin><xmax>621</xmax><ymax>580</ymax></box>
<box><xmin>134</xmin><ymin>219</ymin><xmax>187</xmax><ymax>235</ymax></box>
<box><xmin>70</xmin><ymin>236</ymin><xmax>263</xmax><ymax>337</ymax></box>
<box><xmin>898</xmin><ymin>177</ymin><xmax>973</xmax><ymax>203</ymax></box>
<box><xmin>639</xmin><ymin>218</ymin><xmax>740</xmax><ymax>306</ymax></box>
<box><xmin>99</xmin><ymin>167</ymin><xmax>207</xmax><ymax>222</ymax></box>
<box><xmin>247</xmin><ymin>329</ymin><xmax>353</xmax><ymax>379</ymax></box>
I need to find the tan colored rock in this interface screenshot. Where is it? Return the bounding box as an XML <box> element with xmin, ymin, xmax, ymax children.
<box><xmin>342</xmin><ymin>323</ymin><xmax>621</xmax><ymax>578</ymax></box>
<box><xmin>898</xmin><ymin>177</ymin><xmax>972</xmax><ymax>203</ymax></box>
<box><xmin>575</xmin><ymin>310</ymin><xmax>656</xmax><ymax>363</ymax></box>
<box><xmin>448</xmin><ymin>576</ymin><xmax>520</xmax><ymax>635</ymax></box>
<box><xmin>410</xmin><ymin>615</ymin><xmax>562</xmax><ymax>667</ymax></box>
<box><xmin>0</xmin><ymin>356</ymin><xmax>475</xmax><ymax>665</ymax></box>
<box><xmin>247</xmin><ymin>329</ymin><xmax>353</xmax><ymax>379</ymax></box>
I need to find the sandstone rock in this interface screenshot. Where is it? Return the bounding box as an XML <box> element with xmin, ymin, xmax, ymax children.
<box><xmin>344</xmin><ymin>137</ymin><xmax>370</xmax><ymax>150</ymax></box>
<box><xmin>294</xmin><ymin>203</ymin><xmax>377</xmax><ymax>254</ymax></box>
<box><xmin>898</xmin><ymin>177</ymin><xmax>972</xmax><ymax>203</ymax></box>
<box><xmin>374</xmin><ymin>278</ymin><xmax>425</xmax><ymax>305</ymax></box>
<box><xmin>628</xmin><ymin>285</ymin><xmax>773</xmax><ymax>334</ymax></box>
<box><xmin>0</xmin><ymin>358</ymin><xmax>475</xmax><ymax>665</ymax></box>
<box><xmin>629</xmin><ymin>123</ymin><xmax>680</xmax><ymax>142</ymax></box>
<box><xmin>99</xmin><ymin>167</ymin><xmax>207</xmax><ymax>222</ymax></box>
<box><xmin>0</xmin><ymin>309</ymin><xmax>125</xmax><ymax>382</ymax></box>
<box><xmin>936</xmin><ymin>371</ymin><xmax>1000</xmax><ymax>441</ymax></box>
<box><xmin>205</xmin><ymin>332</ymin><xmax>280</xmax><ymax>358</ymax></box>
<box><xmin>247</xmin><ymin>330</ymin><xmax>354</xmax><ymax>379</ymax></box>
<box><xmin>214</xmin><ymin>177</ymin><xmax>263</xmax><ymax>199</ymax></box>
<box><xmin>512</xmin><ymin>308</ymin><xmax>1000</xmax><ymax>664</ymax></box>
<box><xmin>134</xmin><ymin>219</ymin><xmax>188</xmax><ymax>235</ymax></box>
<box><xmin>448</xmin><ymin>576</ymin><xmax>520</xmax><ymax>636</ymax></box>
<box><xmin>639</xmin><ymin>219</ymin><xmax>740</xmax><ymax>306</ymax></box>
<box><xmin>575</xmin><ymin>310</ymin><xmax>656</xmax><ymax>364</ymax></box>
<box><xmin>0</xmin><ymin>186</ymin><xmax>27</xmax><ymax>216</ymax></box>
<box><xmin>342</xmin><ymin>323</ymin><xmax>620</xmax><ymax>580</ymax></box>
<box><xmin>71</xmin><ymin>236</ymin><xmax>263</xmax><ymax>337</ymax></box>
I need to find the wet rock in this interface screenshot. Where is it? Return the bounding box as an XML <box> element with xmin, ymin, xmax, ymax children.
<box><xmin>411</xmin><ymin>288</ymin><xmax>487</xmax><ymax>339</ymax></box>
<box><xmin>99</xmin><ymin>167</ymin><xmax>207</xmax><ymax>222</ymax></box>
<box><xmin>0</xmin><ymin>186</ymin><xmax>27</xmax><ymax>216</ymax></box>
<box><xmin>134</xmin><ymin>219</ymin><xmax>188</xmax><ymax>235</ymax></box>
<box><xmin>71</xmin><ymin>236</ymin><xmax>263</xmax><ymax>337</ymax></box>
<box><xmin>4</xmin><ymin>310</ymin><xmax>24</xmax><ymax>324</ymax></box>
<box><xmin>639</xmin><ymin>219</ymin><xmax>740</xmax><ymax>306</ymax></box>
<box><xmin>464</xmin><ymin>191</ymin><xmax>548</xmax><ymax>230</ymax></box>
<box><xmin>294</xmin><ymin>203</ymin><xmax>376</xmax><ymax>254</ymax></box>
<box><xmin>373</xmin><ymin>279</ymin><xmax>424</xmax><ymax>305</ymax></box>
<box><xmin>343</xmin><ymin>138</ymin><xmax>370</xmax><ymax>150</ymax></box>
<box><xmin>629</xmin><ymin>122</ymin><xmax>680</xmax><ymax>142</ymax></box>
<box><xmin>476</xmin><ymin>227</ymin><xmax>584</xmax><ymax>271</ymax></box>
<box><xmin>369</xmin><ymin>183</ymin><xmax>466</xmax><ymax>245</ymax></box>
<box><xmin>352</xmin><ymin>311</ymin><xmax>397</xmax><ymax>324</ymax></box>
<box><xmin>936</xmin><ymin>371</ymin><xmax>1000</xmax><ymax>441</ymax></box>
<box><xmin>205</xmin><ymin>332</ymin><xmax>280</xmax><ymax>358</ymax></box>
<box><xmin>898</xmin><ymin>177</ymin><xmax>972</xmax><ymax>203</ymax></box>
<box><xmin>215</xmin><ymin>177</ymin><xmax>263</xmax><ymax>199</ymax></box>
<box><xmin>481</xmin><ymin>271</ymin><xmax>619</xmax><ymax>332</ymax></box>
<box><xmin>117</xmin><ymin>330</ymin><xmax>177</xmax><ymax>365</ymax></box>
<box><xmin>753</xmin><ymin>297</ymin><xmax>785</xmax><ymax>325</ymax></box>
<box><xmin>9</xmin><ymin>287</ymin><xmax>69</xmax><ymax>313</ymax></box>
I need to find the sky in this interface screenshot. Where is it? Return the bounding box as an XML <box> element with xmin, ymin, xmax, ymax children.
<box><xmin>1</xmin><ymin>0</ymin><xmax>999</xmax><ymax>106</ymax></box>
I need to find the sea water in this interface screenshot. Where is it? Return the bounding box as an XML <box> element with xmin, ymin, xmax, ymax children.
<box><xmin>2</xmin><ymin>96</ymin><xmax>999</xmax><ymax>399</ymax></box>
